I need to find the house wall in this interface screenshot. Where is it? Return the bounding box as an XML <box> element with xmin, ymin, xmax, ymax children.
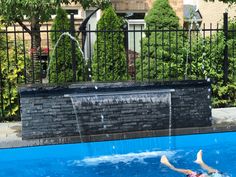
<box><xmin>111</xmin><ymin>0</ymin><xmax>148</xmax><ymax>12</ymax></box>
<box><xmin>199</xmin><ymin>0</ymin><xmax>236</xmax><ymax>28</ymax></box>
<box><xmin>130</xmin><ymin>0</ymin><xmax>184</xmax><ymax>26</ymax></box>
<box><xmin>169</xmin><ymin>0</ymin><xmax>184</xmax><ymax>26</ymax></box>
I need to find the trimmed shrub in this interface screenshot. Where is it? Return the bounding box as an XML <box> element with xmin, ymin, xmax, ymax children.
<box><xmin>92</xmin><ymin>6</ymin><xmax>127</xmax><ymax>81</ymax></box>
<box><xmin>49</xmin><ymin>7</ymin><xmax>83</xmax><ymax>83</ymax></box>
<box><xmin>136</xmin><ymin>0</ymin><xmax>185</xmax><ymax>81</ymax></box>
<box><xmin>145</xmin><ymin>0</ymin><xmax>179</xmax><ymax>29</ymax></box>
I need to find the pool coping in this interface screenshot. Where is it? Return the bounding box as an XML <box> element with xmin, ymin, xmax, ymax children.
<box><xmin>1</xmin><ymin>124</ymin><xmax>236</xmax><ymax>149</ymax></box>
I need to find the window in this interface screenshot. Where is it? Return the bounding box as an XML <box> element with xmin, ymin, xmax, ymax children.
<box><xmin>127</xmin><ymin>19</ymin><xmax>145</xmax><ymax>53</ymax></box>
<box><xmin>65</xmin><ymin>9</ymin><xmax>79</xmax><ymax>15</ymax></box>
<box><xmin>117</xmin><ymin>13</ymin><xmax>145</xmax><ymax>19</ymax></box>
<box><xmin>51</xmin><ymin>8</ymin><xmax>82</xmax><ymax>19</ymax></box>
<box><xmin>117</xmin><ymin>13</ymin><xmax>146</xmax><ymax>53</ymax></box>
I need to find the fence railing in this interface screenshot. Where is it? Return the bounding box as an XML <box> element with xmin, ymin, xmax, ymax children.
<box><xmin>0</xmin><ymin>13</ymin><xmax>236</xmax><ymax>121</ymax></box>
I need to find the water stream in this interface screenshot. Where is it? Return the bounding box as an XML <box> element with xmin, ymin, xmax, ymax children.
<box><xmin>66</xmin><ymin>89</ymin><xmax>175</xmax><ymax>147</ymax></box>
<box><xmin>45</xmin><ymin>32</ymin><xmax>85</xmax><ymax>83</ymax></box>
<box><xmin>185</xmin><ymin>16</ymin><xmax>207</xmax><ymax>80</ymax></box>
<box><xmin>70</xmin><ymin>96</ymin><xmax>83</xmax><ymax>142</ymax></box>
<box><xmin>168</xmin><ymin>92</ymin><xmax>172</xmax><ymax>149</ymax></box>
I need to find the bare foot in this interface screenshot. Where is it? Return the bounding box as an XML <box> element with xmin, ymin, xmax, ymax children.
<box><xmin>161</xmin><ymin>155</ymin><xmax>168</xmax><ymax>163</ymax></box>
<box><xmin>194</xmin><ymin>150</ymin><xmax>203</xmax><ymax>164</ymax></box>
<box><xmin>161</xmin><ymin>155</ymin><xmax>172</xmax><ymax>167</ymax></box>
<box><xmin>161</xmin><ymin>155</ymin><xmax>194</xmax><ymax>174</ymax></box>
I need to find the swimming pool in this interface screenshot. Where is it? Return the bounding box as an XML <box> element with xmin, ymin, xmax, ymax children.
<box><xmin>0</xmin><ymin>132</ymin><xmax>235</xmax><ymax>177</ymax></box>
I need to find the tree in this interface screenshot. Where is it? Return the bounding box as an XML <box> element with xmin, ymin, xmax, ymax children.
<box><xmin>0</xmin><ymin>22</ymin><xmax>28</xmax><ymax>120</ymax></box>
<box><xmin>136</xmin><ymin>0</ymin><xmax>185</xmax><ymax>81</ymax></box>
<box><xmin>145</xmin><ymin>0</ymin><xmax>179</xmax><ymax>29</ymax></box>
<box><xmin>0</xmin><ymin>0</ymin><xmax>110</xmax><ymax>82</ymax></box>
<box><xmin>186</xmin><ymin>31</ymin><xmax>236</xmax><ymax>107</ymax></box>
<box><xmin>92</xmin><ymin>6</ymin><xmax>127</xmax><ymax>81</ymax></box>
<box><xmin>49</xmin><ymin>7</ymin><xmax>83</xmax><ymax>83</ymax></box>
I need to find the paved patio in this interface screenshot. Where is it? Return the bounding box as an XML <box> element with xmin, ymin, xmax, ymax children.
<box><xmin>212</xmin><ymin>107</ymin><xmax>236</xmax><ymax>125</ymax></box>
<box><xmin>0</xmin><ymin>107</ymin><xmax>236</xmax><ymax>148</ymax></box>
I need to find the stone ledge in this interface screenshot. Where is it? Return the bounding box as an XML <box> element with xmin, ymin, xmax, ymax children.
<box><xmin>19</xmin><ymin>80</ymin><xmax>210</xmax><ymax>97</ymax></box>
<box><xmin>1</xmin><ymin>125</ymin><xmax>235</xmax><ymax>149</ymax></box>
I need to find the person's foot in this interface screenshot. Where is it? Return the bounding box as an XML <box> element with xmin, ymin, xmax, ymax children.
<box><xmin>161</xmin><ymin>155</ymin><xmax>172</xmax><ymax>167</ymax></box>
<box><xmin>194</xmin><ymin>150</ymin><xmax>203</xmax><ymax>164</ymax></box>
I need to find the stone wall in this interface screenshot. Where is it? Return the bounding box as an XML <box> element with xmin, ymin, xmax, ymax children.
<box><xmin>69</xmin><ymin>90</ymin><xmax>173</xmax><ymax>135</ymax></box>
<box><xmin>19</xmin><ymin>80</ymin><xmax>212</xmax><ymax>140</ymax></box>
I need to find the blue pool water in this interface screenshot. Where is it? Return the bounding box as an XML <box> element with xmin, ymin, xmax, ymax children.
<box><xmin>0</xmin><ymin>132</ymin><xmax>235</xmax><ymax>177</ymax></box>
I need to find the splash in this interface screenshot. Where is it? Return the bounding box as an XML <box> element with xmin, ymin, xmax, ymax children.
<box><xmin>70</xmin><ymin>150</ymin><xmax>176</xmax><ymax>166</ymax></box>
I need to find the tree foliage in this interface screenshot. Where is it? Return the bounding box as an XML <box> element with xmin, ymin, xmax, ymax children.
<box><xmin>49</xmin><ymin>7</ymin><xmax>83</xmax><ymax>83</ymax></box>
<box><xmin>136</xmin><ymin>0</ymin><xmax>185</xmax><ymax>81</ymax></box>
<box><xmin>0</xmin><ymin>24</ymin><xmax>29</xmax><ymax>120</ymax></box>
<box><xmin>0</xmin><ymin>0</ymin><xmax>110</xmax><ymax>39</ymax></box>
<box><xmin>136</xmin><ymin>0</ymin><xmax>236</xmax><ymax>107</ymax></box>
<box><xmin>0</xmin><ymin>0</ymin><xmax>110</xmax><ymax>80</ymax></box>
<box><xmin>0</xmin><ymin>0</ymin><xmax>110</xmax><ymax>120</ymax></box>
<box><xmin>92</xmin><ymin>6</ymin><xmax>127</xmax><ymax>81</ymax></box>
<box><xmin>0</xmin><ymin>0</ymin><xmax>110</xmax><ymax>28</ymax></box>
<box><xmin>136</xmin><ymin>31</ymin><xmax>186</xmax><ymax>81</ymax></box>
<box><xmin>187</xmin><ymin>32</ymin><xmax>236</xmax><ymax>107</ymax></box>
<box><xmin>145</xmin><ymin>0</ymin><xmax>179</xmax><ymax>29</ymax></box>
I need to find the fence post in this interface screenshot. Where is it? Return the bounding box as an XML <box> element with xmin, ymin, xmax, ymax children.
<box><xmin>223</xmin><ymin>12</ymin><xmax>229</xmax><ymax>85</ymax></box>
<box><xmin>0</xmin><ymin>56</ymin><xmax>4</xmax><ymax>119</ymax></box>
<box><xmin>70</xmin><ymin>13</ymin><xmax>77</xmax><ymax>82</ymax></box>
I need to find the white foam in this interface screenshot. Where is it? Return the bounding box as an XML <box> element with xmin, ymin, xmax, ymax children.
<box><xmin>70</xmin><ymin>151</ymin><xmax>176</xmax><ymax>166</ymax></box>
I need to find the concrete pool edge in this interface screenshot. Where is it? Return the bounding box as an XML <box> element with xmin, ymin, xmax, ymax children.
<box><xmin>1</xmin><ymin>124</ymin><xmax>236</xmax><ymax>149</ymax></box>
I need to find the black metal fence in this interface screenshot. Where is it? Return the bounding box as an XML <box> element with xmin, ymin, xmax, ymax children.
<box><xmin>0</xmin><ymin>13</ymin><xmax>236</xmax><ymax>121</ymax></box>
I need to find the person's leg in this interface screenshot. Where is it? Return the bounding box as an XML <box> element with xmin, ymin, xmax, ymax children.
<box><xmin>194</xmin><ymin>150</ymin><xmax>218</xmax><ymax>174</ymax></box>
<box><xmin>161</xmin><ymin>155</ymin><xmax>194</xmax><ymax>175</ymax></box>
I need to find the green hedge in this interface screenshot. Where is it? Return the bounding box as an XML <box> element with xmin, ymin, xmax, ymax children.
<box><xmin>92</xmin><ymin>6</ymin><xmax>127</xmax><ymax>81</ymax></box>
<box><xmin>0</xmin><ymin>32</ymin><xmax>28</xmax><ymax>120</ymax></box>
<box><xmin>136</xmin><ymin>0</ymin><xmax>185</xmax><ymax>81</ymax></box>
<box><xmin>49</xmin><ymin>7</ymin><xmax>83</xmax><ymax>83</ymax></box>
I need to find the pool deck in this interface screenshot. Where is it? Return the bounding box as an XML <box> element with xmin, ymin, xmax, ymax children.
<box><xmin>0</xmin><ymin>107</ymin><xmax>236</xmax><ymax>148</ymax></box>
